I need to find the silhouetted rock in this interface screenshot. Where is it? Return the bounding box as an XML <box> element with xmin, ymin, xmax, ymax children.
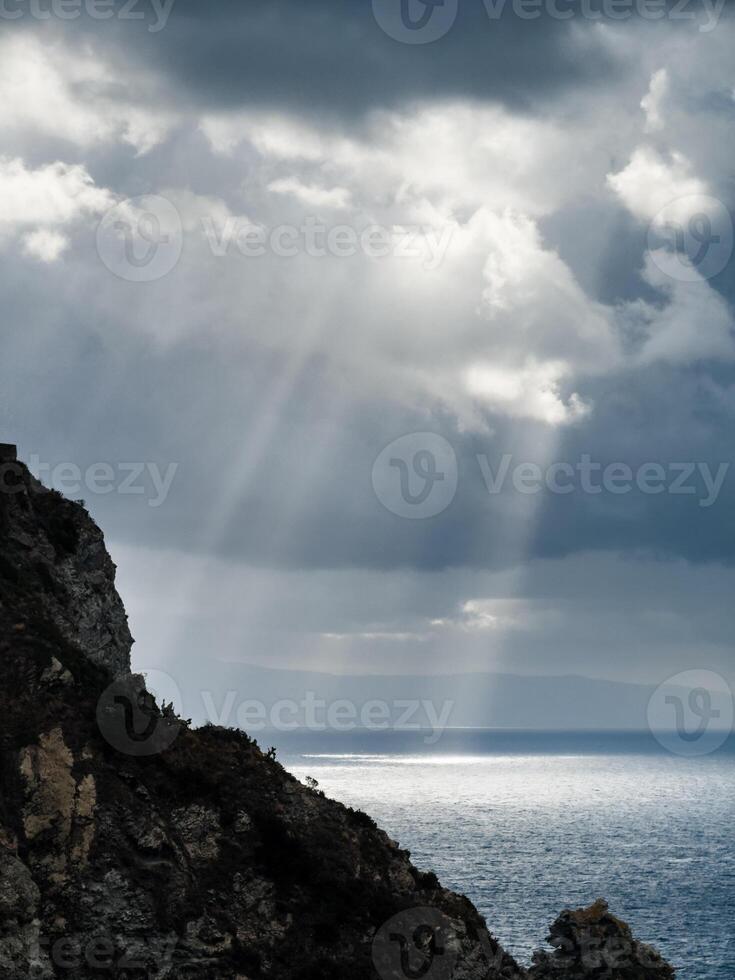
<box><xmin>529</xmin><ymin>900</ymin><xmax>675</xmax><ymax>980</ymax></box>
<box><xmin>0</xmin><ymin>459</ymin><xmax>132</xmax><ymax>677</ymax></box>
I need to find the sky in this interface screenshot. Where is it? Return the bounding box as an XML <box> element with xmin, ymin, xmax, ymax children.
<box><xmin>2</xmin><ymin>0</ymin><xmax>735</xmax><ymax>704</ymax></box>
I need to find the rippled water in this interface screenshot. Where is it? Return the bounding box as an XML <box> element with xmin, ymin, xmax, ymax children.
<box><xmin>276</xmin><ymin>731</ymin><xmax>735</xmax><ymax>978</ymax></box>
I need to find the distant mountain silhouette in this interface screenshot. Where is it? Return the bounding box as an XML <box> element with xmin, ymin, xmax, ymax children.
<box><xmin>165</xmin><ymin>660</ymin><xmax>690</xmax><ymax>731</ymax></box>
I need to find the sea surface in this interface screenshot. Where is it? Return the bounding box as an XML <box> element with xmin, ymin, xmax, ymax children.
<box><xmin>272</xmin><ymin>730</ymin><xmax>735</xmax><ymax>979</ymax></box>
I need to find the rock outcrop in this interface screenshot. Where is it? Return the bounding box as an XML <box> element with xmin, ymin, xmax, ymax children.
<box><xmin>0</xmin><ymin>456</ymin><xmax>676</xmax><ymax>978</ymax></box>
<box><xmin>0</xmin><ymin>458</ymin><xmax>132</xmax><ymax>677</ymax></box>
<box><xmin>528</xmin><ymin>900</ymin><xmax>675</xmax><ymax>980</ymax></box>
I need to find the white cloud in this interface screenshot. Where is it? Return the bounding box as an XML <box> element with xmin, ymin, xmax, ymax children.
<box><xmin>200</xmin><ymin>112</ymin><xmax>330</xmax><ymax>160</ymax></box>
<box><xmin>21</xmin><ymin>229</ymin><xmax>69</xmax><ymax>263</ymax></box>
<box><xmin>321</xmin><ymin>631</ymin><xmax>431</xmax><ymax>643</ymax></box>
<box><xmin>479</xmin><ymin>210</ymin><xmax>617</xmax><ymax>367</ymax></box>
<box><xmin>0</xmin><ymin>158</ymin><xmax>114</xmax><ymax>228</ymax></box>
<box><xmin>267</xmin><ymin>178</ymin><xmax>352</xmax><ymax>210</ymax></box>
<box><xmin>465</xmin><ymin>361</ymin><xmax>590</xmax><ymax>426</ymax></box>
<box><xmin>449</xmin><ymin>599</ymin><xmax>519</xmax><ymax>632</ymax></box>
<box><xmin>0</xmin><ymin>35</ymin><xmax>176</xmax><ymax>154</ymax></box>
<box><xmin>161</xmin><ymin>188</ymin><xmax>237</xmax><ymax>234</ymax></box>
<box><xmin>0</xmin><ymin>157</ymin><xmax>115</xmax><ymax>264</ymax></box>
<box><xmin>438</xmin><ymin>209</ymin><xmax>617</xmax><ymax>424</ymax></box>
<box><xmin>202</xmin><ymin>103</ymin><xmax>585</xmax><ymax>219</ymax></box>
<box><xmin>606</xmin><ymin>147</ymin><xmax>708</xmax><ymax>226</ymax></box>
<box><xmin>641</xmin><ymin>68</ymin><xmax>669</xmax><ymax>132</ymax></box>
<box><xmin>80</xmin><ymin>155</ymin><xmax>731</xmax><ymax>428</ymax></box>
<box><xmin>192</xmin><ymin>83</ymin><xmax>735</xmax><ymax>427</ymax></box>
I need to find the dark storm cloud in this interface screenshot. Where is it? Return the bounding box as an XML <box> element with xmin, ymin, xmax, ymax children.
<box><xmin>68</xmin><ymin>0</ymin><xmax>625</xmax><ymax>118</ymax></box>
<box><xmin>59</xmin><ymin>0</ymin><xmax>733</xmax><ymax>121</ymax></box>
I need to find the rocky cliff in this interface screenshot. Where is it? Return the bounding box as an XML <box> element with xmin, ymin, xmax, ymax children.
<box><xmin>0</xmin><ymin>455</ymin><xmax>676</xmax><ymax>979</ymax></box>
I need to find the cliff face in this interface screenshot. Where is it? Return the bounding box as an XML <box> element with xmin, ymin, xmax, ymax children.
<box><xmin>0</xmin><ymin>461</ymin><xmax>132</xmax><ymax>677</ymax></box>
<box><xmin>0</xmin><ymin>458</ymin><xmax>676</xmax><ymax>980</ymax></box>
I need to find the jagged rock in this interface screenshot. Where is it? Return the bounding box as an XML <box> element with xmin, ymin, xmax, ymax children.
<box><xmin>529</xmin><ymin>900</ymin><xmax>675</xmax><ymax>980</ymax></box>
<box><xmin>0</xmin><ymin>844</ymin><xmax>54</xmax><ymax>978</ymax></box>
<box><xmin>0</xmin><ymin>459</ymin><xmax>132</xmax><ymax>677</ymax></box>
<box><xmin>0</xmin><ymin>457</ymin><xmax>676</xmax><ymax>978</ymax></box>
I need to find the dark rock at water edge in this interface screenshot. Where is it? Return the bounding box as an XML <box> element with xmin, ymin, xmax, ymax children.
<box><xmin>529</xmin><ymin>900</ymin><xmax>675</xmax><ymax>980</ymax></box>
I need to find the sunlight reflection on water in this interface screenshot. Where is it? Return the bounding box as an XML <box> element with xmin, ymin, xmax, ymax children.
<box><xmin>283</xmin><ymin>735</ymin><xmax>734</xmax><ymax>978</ymax></box>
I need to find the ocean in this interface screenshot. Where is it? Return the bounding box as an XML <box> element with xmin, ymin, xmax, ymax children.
<box><xmin>272</xmin><ymin>730</ymin><xmax>735</xmax><ymax>979</ymax></box>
